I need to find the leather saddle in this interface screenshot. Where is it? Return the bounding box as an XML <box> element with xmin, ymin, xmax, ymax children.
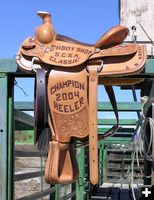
<box><xmin>16</xmin><ymin>11</ymin><xmax>147</xmax><ymax>185</ymax></box>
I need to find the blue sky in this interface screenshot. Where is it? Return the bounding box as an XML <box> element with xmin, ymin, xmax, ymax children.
<box><xmin>0</xmin><ymin>0</ymin><xmax>140</xmax><ymax>119</ymax></box>
<box><xmin>0</xmin><ymin>0</ymin><xmax>119</xmax><ymax>58</ymax></box>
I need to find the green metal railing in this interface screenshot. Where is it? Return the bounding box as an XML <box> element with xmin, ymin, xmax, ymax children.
<box><xmin>1</xmin><ymin>58</ymin><xmax>154</xmax><ymax>199</ymax></box>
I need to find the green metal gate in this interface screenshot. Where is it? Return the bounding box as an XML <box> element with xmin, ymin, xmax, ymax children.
<box><xmin>0</xmin><ymin>58</ymin><xmax>154</xmax><ymax>199</ymax></box>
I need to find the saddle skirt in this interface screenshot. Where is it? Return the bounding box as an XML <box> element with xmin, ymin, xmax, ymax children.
<box><xmin>17</xmin><ymin>37</ymin><xmax>146</xmax><ymax>76</ymax></box>
<box><xmin>16</xmin><ymin>11</ymin><xmax>147</xmax><ymax>185</ymax></box>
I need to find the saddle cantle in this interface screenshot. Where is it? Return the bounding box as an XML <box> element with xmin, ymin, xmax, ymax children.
<box><xmin>16</xmin><ymin>11</ymin><xmax>147</xmax><ymax>185</ymax></box>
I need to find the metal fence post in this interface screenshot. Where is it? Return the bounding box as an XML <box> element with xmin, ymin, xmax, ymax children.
<box><xmin>76</xmin><ymin>147</ymin><xmax>85</xmax><ymax>200</ymax></box>
<box><xmin>98</xmin><ymin>141</ymin><xmax>103</xmax><ymax>185</ymax></box>
<box><xmin>103</xmin><ymin>145</ymin><xmax>108</xmax><ymax>183</ymax></box>
<box><xmin>0</xmin><ymin>73</ymin><xmax>8</xmax><ymax>200</ymax></box>
<box><xmin>7</xmin><ymin>76</ymin><xmax>14</xmax><ymax>200</ymax></box>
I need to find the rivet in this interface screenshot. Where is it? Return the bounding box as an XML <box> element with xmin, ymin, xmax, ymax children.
<box><xmin>15</xmin><ymin>54</ymin><xmax>22</xmax><ymax>60</ymax></box>
<box><xmin>95</xmin><ymin>48</ymin><xmax>101</xmax><ymax>53</ymax></box>
<box><xmin>29</xmin><ymin>36</ymin><xmax>36</xmax><ymax>43</ymax></box>
<box><xmin>91</xmin><ymin>78</ymin><xmax>96</xmax><ymax>82</ymax></box>
<box><xmin>126</xmin><ymin>66</ymin><xmax>129</xmax><ymax>70</ymax></box>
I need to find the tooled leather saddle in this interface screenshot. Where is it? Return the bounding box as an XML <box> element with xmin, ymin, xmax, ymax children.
<box><xmin>16</xmin><ymin>11</ymin><xmax>147</xmax><ymax>185</ymax></box>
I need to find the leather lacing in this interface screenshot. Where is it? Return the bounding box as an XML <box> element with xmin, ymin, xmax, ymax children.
<box><xmin>47</xmin><ymin>142</ymin><xmax>57</xmax><ymax>183</ymax></box>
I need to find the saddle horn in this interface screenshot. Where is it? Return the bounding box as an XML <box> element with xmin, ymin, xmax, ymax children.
<box><xmin>35</xmin><ymin>11</ymin><xmax>55</xmax><ymax>44</ymax></box>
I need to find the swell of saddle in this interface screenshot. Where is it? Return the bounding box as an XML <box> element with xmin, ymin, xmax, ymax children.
<box><xmin>35</xmin><ymin>11</ymin><xmax>56</xmax><ymax>44</ymax></box>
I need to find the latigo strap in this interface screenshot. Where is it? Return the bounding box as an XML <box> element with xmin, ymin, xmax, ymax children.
<box><xmin>88</xmin><ymin>65</ymin><xmax>99</xmax><ymax>185</ymax></box>
<box><xmin>34</xmin><ymin>68</ymin><xmax>46</xmax><ymax>145</ymax></box>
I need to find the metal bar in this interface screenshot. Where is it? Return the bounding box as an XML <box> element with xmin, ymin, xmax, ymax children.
<box><xmin>16</xmin><ymin>187</ymin><xmax>55</xmax><ymax>200</ymax></box>
<box><xmin>14</xmin><ymin>171</ymin><xmax>45</xmax><ymax>181</ymax></box>
<box><xmin>55</xmin><ymin>184</ymin><xmax>60</xmax><ymax>200</ymax></box>
<box><xmin>1</xmin><ymin>58</ymin><xmax>154</xmax><ymax>76</ymax></box>
<box><xmin>0</xmin><ymin>74</ymin><xmax>8</xmax><ymax>200</ymax></box>
<box><xmin>15</xmin><ymin>150</ymin><xmax>47</xmax><ymax>157</ymax></box>
<box><xmin>15</xmin><ymin>121</ymin><xmax>34</xmax><ymax>131</ymax></box>
<box><xmin>91</xmin><ymin>196</ymin><xmax>111</xmax><ymax>200</ymax></box>
<box><xmin>14</xmin><ymin>101</ymin><xmax>142</xmax><ymax>112</ymax></box>
<box><xmin>145</xmin><ymin>59</ymin><xmax>154</xmax><ymax>75</ymax></box>
<box><xmin>7</xmin><ymin>76</ymin><xmax>14</xmax><ymax>200</ymax></box>
<box><xmin>98</xmin><ymin>102</ymin><xmax>141</xmax><ymax>112</ymax></box>
<box><xmin>14</xmin><ymin>109</ymin><xmax>34</xmax><ymax>126</ymax></box>
<box><xmin>71</xmin><ymin>179</ymin><xmax>76</xmax><ymax>200</ymax></box>
<box><xmin>98</xmin><ymin>127</ymin><xmax>135</xmax><ymax>133</ymax></box>
<box><xmin>76</xmin><ymin>147</ymin><xmax>85</xmax><ymax>200</ymax></box>
<box><xmin>100</xmin><ymin>137</ymin><xmax>131</xmax><ymax>143</ymax></box>
<box><xmin>14</xmin><ymin>102</ymin><xmax>34</xmax><ymax>111</ymax></box>
<box><xmin>144</xmin><ymin>107</ymin><xmax>152</xmax><ymax>185</ymax></box>
<box><xmin>60</xmin><ymin>191</ymin><xmax>76</xmax><ymax>200</ymax></box>
<box><xmin>131</xmin><ymin>86</ymin><xmax>140</xmax><ymax>119</ymax></box>
<box><xmin>98</xmin><ymin>119</ymin><xmax>137</xmax><ymax>125</ymax></box>
<box><xmin>15</xmin><ymin>144</ymin><xmax>47</xmax><ymax>157</ymax></box>
<box><xmin>151</xmin><ymin>103</ymin><xmax>154</xmax><ymax>185</ymax></box>
<box><xmin>98</xmin><ymin>142</ymin><xmax>103</xmax><ymax>185</ymax></box>
<box><xmin>98</xmin><ymin>131</ymin><xmax>133</xmax><ymax>137</ymax></box>
<box><xmin>103</xmin><ymin>146</ymin><xmax>108</xmax><ymax>183</ymax></box>
<box><xmin>0</xmin><ymin>59</ymin><xmax>17</xmax><ymax>72</ymax></box>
